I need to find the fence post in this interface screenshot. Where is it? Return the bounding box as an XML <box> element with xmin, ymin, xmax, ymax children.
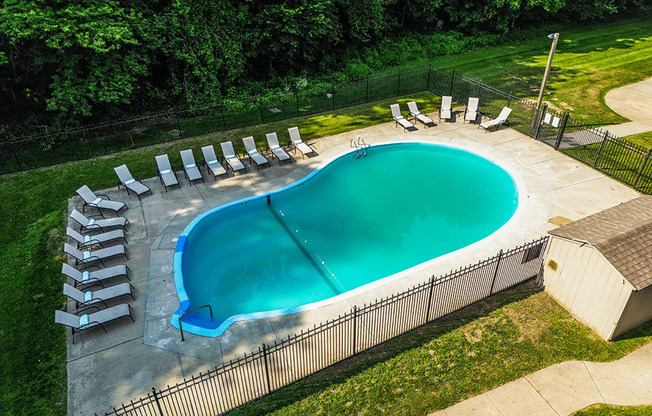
<box><xmin>174</xmin><ymin>112</ymin><xmax>183</xmax><ymax>139</ymax></box>
<box><xmin>553</xmin><ymin>112</ymin><xmax>570</xmax><ymax>150</ymax></box>
<box><xmin>533</xmin><ymin>104</ymin><xmax>547</xmax><ymax>141</ymax></box>
<box><xmin>594</xmin><ymin>131</ymin><xmax>610</xmax><ymax>168</ymax></box>
<box><xmin>426</xmin><ymin>65</ymin><xmax>431</xmax><ymax>92</ymax></box>
<box><xmin>366</xmin><ymin>76</ymin><xmax>369</xmax><ymax>103</ymax></box>
<box><xmin>262</xmin><ymin>343</ymin><xmax>271</xmax><ymax>394</ymax></box>
<box><xmin>425</xmin><ymin>275</ymin><xmax>435</xmax><ymax>323</ymax></box>
<box><xmin>476</xmin><ymin>82</ymin><xmax>481</xmax><ymax>98</ymax></box>
<box><xmin>507</xmin><ymin>91</ymin><xmax>512</xmax><ymax>108</ymax></box>
<box><xmin>10</xmin><ymin>144</ymin><xmax>22</xmax><ymax>170</ymax></box>
<box><xmin>489</xmin><ymin>250</ymin><xmax>504</xmax><ymax>296</ymax></box>
<box><xmin>448</xmin><ymin>70</ymin><xmax>456</xmax><ymax>96</ymax></box>
<box><xmin>295</xmin><ymin>91</ymin><xmax>300</xmax><ymax>117</ymax></box>
<box><xmin>151</xmin><ymin>387</ymin><xmax>164</xmax><ymax>416</ymax></box>
<box><xmin>633</xmin><ymin>149</ymin><xmax>652</xmax><ymax>190</ymax></box>
<box><xmin>397</xmin><ymin>70</ymin><xmax>401</xmax><ymax>96</ymax></box>
<box><xmin>331</xmin><ymin>81</ymin><xmax>336</xmax><ymax>110</ymax></box>
<box><xmin>220</xmin><ymin>102</ymin><xmax>226</xmax><ymax>130</ymax></box>
<box><xmin>352</xmin><ymin>306</ymin><xmax>357</xmax><ymax>355</ymax></box>
<box><xmin>259</xmin><ymin>99</ymin><xmax>265</xmax><ymax>123</ymax></box>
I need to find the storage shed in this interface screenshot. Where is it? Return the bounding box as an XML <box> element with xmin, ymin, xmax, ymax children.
<box><xmin>543</xmin><ymin>195</ymin><xmax>652</xmax><ymax>340</ymax></box>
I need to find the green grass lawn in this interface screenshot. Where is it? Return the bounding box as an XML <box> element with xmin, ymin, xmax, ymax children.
<box><xmin>622</xmin><ymin>131</ymin><xmax>652</xmax><ymax>149</ymax></box>
<box><xmin>226</xmin><ymin>281</ymin><xmax>651</xmax><ymax>416</ymax></box>
<box><xmin>426</xmin><ymin>18</ymin><xmax>652</xmax><ymax>125</ymax></box>
<box><xmin>2</xmin><ymin>17</ymin><xmax>652</xmax><ymax>416</ymax></box>
<box><xmin>573</xmin><ymin>404</ymin><xmax>652</xmax><ymax>416</ymax></box>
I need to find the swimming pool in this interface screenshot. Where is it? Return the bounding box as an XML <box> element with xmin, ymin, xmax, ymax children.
<box><xmin>172</xmin><ymin>142</ymin><xmax>519</xmax><ymax>336</ymax></box>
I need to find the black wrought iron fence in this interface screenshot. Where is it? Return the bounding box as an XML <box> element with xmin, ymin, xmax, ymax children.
<box><xmin>0</xmin><ymin>67</ymin><xmax>431</xmax><ymax>174</ymax></box>
<box><xmin>3</xmin><ymin>64</ymin><xmax>650</xmax><ymax>195</ymax></box>
<box><xmin>522</xmin><ymin>103</ymin><xmax>652</xmax><ymax>194</ymax></box>
<box><xmin>100</xmin><ymin>237</ymin><xmax>548</xmax><ymax>416</ymax></box>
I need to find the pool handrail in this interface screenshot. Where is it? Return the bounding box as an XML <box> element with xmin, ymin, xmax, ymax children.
<box><xmin>179</xmin><ymin>304</ymin><xmax>214</xmax><ymax>341</ymax></box>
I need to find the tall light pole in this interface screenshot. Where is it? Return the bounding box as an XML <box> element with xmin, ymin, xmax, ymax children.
<box><xmin>536</xmin><ymin>33</ymin><xmax>560</xmax><ymax>110</ymax></box>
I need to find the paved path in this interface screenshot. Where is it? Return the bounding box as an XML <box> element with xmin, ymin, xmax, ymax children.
<box><xmin>429</xmin><ymin>342</ymin><xmax>652</xmax><ymax>416</ymax></box>
<box><xmin>604</xmin><ymin>77</ymin><xmax>652</xmax><ymax>137</ymax></box>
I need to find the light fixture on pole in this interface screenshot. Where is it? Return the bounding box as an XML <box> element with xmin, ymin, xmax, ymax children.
<box><xmin>536</xmin><ymin>33</ymin><xmax>560</xmax><ymax>110</ymax></box>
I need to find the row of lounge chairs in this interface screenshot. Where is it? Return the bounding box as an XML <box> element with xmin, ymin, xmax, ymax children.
<box><xmin>55</xmin><ymin>193</ymin><xmax>135</xmax><ymax>344</ymax></box>
<box><xmin>391</xmin><ymin>96</ymin><xmax>511</xmax><ymax>132</ymax></box>
<box><xmin>54</xmin><ymin>127</ymin><xmax>319</xmax><ymax>342</ymax></box>
<box><xmin>112</xmin><ymin>127</ymin><xmax>316</xmax><ymax>196</ymax></box>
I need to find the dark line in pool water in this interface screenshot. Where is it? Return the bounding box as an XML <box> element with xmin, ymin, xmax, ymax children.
<box><xmin>266</xmin><ymin>204</ymin><xmax>343</xmax><ymax>295</ymax></box>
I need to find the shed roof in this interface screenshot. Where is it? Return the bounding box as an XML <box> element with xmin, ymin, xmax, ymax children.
<box><xmin>549</xmin><ymin>196</ymin><xmax>652</xmax><ymax>291</ymax></box>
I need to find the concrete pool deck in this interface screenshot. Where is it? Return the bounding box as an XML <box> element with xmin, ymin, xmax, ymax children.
<box><xmin>65</xmin><ymin>114</ymin><xmax>641</xmax><ymax>415</ymax></box>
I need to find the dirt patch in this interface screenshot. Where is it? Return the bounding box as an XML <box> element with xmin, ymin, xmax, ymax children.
<box><xmin>558</xmin><ymin>102</ymin><xmax>575</xmax><ymax>111</ymax></box>
<box><xmin>548</xmin><ymin>216</ymin><xmax>573</xmax><ymax>227</ymax></box>
<box><xmin>501</xmin><ymin>293</ymin><xmax>559</xmax><ymax>343</ymax></box>
<box><xmin>460</xmin><ymin>316</ymin><xmax>500</xmax><ymax>344</ymax></box>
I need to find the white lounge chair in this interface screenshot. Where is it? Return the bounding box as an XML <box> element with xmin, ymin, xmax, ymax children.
<box><xmin>63</xmin><ymin>282</ymin><xmax>135</xmax><ymax>310</ymax></box>
<box><xmin>114</xmin><ymin>164</ymin><xmax>152</xmax><ymax>199</ymax></box>
<box><xmin>439</xmin><ymin>96</ymin><xmax>452</xmax><ymax>122</ymax></box>
<box><xmin>62</xmin><ymin>263</ymin><xmax>130</xmax><ymax>288</ymax></box>
<box><xmin>70</xmin><ymin>209</ymin><xmax>128</xmax><ymax>233</ymax></box>
<box><xmin>66</xmin><ymin>227</ymin><xmax>126</xmax><ymax>250</ymax></box>
<box><xmin>265</xmin><ymin>132</ymin><xmax>291</xmax><ymax>164</ymax></box>
<box><xmin>407</xmin><ymin>101</ymin><xmax>434</xmax><ymax>127</ymax></box>
<box><xmin>64</xmin><ymin>242</ymin><xmax>128</xmax><ymax>267</ymax></box>
<box><xmin>479</xmin><ymin>107</ymin><xmax>512</xmax><ymax>132</ymax></box>
<box><xmin>220</xmin><ymin>141</ymin><xmax>247</xmax><ymax>174</ymax></box>
<box><xmin>242</xmin><ymin>137</ymin><xmax>270</xmax><ymax>170</ymax></box>
<box><xmin>76</xmin><ymin>185</ymin><xmax>127</xmax><ymax>217</ymax></box>
<box><xmin>390</xmin><ymin>104</ymin><xmax>415</xmax><ymax>132</ymax></box>
<box><xmin>288</xmin><ymin>127</ymin><xmax>315</xmax><ymax>158</ymax></box>
<box><xmin>155</xmin><ymin>154</ymin><xmax>180</xmax><ymax>191</ymax></box>
<box><xmin>464</xmin><ymin>97</ymin><xmax>479</xmax><ymax>124</ymax></box>
<box><xmin>180</xmin><ymin>149</ymin><xmax>204</xmax><ymax>185</ymax></box>
<box><xmin>201</xmin><ymin>145</ymin><xmax>227</xmax><ymax>180</ymax></box>
<box><xmin>54</xmin><ymin>303</ymin><xmax>134</xmax><ymax>344</ymax></box>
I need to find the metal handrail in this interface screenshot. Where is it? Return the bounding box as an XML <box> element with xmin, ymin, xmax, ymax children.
<box><xmin>179</xmin><ymin>304</ymin><xmax>213</xmax><ymax>341</ymax></box>
<box><xmin>351</xmin><ymin>137</ymin><xmax>370</xmax><ymax>159</ymax></box>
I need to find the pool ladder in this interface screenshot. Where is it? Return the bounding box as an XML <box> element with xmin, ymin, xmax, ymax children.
<box><xmin>179</xmin><ymin>304</ymin><xmax>213</xmax><ymax>341</ymax></box>
<box><xmin>351</xmin><ymin>137</ymin><xmax>370</xmax><ymax>159</ymax></box>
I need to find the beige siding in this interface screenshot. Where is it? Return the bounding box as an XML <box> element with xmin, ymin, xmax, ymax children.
<box><xmin>613</xmin><ymin>285</ymin><xmax>652</xmax><ymax>339</ymax></box>
<box><xmin>543</xmin><ymin>237</ymin><xmax>633</xmax><ymax>340</ymax></box>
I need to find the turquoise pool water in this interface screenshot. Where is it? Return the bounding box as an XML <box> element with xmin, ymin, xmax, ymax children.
<box><xmin>172</xmin><ymin>142</ymin><xmax>518</xmax><ymax>336</ymax></box>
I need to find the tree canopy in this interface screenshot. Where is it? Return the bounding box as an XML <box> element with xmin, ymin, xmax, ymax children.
<box><xmin>0</xmin><ymin>0</ymin><xmax>647</xmax><ymax>131</ymax></box>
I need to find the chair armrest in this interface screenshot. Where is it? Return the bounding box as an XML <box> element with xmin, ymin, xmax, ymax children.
<box><xmin>96</xmin><ymin>194</ymin><xmax>111</xmax><ymax>200</ymax></box>
<box><xmin>80</xmin><ymin>238</ymin><xmax>102</xmax><ymax>248</ymax></box>
<box><xmin>82</xmin><ymin>224</ymin><xmax>105</xmax><ymax>233</ymax></box>
<box><xmin>79</xmin><ymin>264</ymin><xmax>101</xmax><ymax>271</ymax></box>
<box><xmin>79</xmin><ymin>319</ymin><xmax>103</xmax><ymax>330</ymax></box>
<box><xmin>77</xmin><ymin>304</ymin><xmax>101</xmax><ymax>314</ymax></box>
<box><xmin>82</xmin><ymin>297</ymin><xmax>109</xmax><ymax>309</ymax></box>
<box><xmin>81</xmin><ymin>255</ymin><xmax>101</xmax><ymax>263</ymax></box>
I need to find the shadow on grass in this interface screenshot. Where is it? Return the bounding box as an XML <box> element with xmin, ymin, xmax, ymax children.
<box><xmin>225</xmin><ymin>280</ymin><xmax>542</xmax><ymax>416</ymax></box>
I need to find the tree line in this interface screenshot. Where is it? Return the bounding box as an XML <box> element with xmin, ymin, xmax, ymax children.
<box><xmin>0</xmin><ymin>0</ymin><xmax>647</xmax><ymax>132</ymax></box>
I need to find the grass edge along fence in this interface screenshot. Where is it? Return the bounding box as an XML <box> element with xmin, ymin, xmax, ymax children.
<box><xmin>100</xmin><ymin>237</ymin><xmax>548</xmax><ymax>416</ymax></box>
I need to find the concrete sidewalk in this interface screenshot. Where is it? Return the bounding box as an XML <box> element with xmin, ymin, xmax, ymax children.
<box><xmin>429</xmin><ymin>342</ymin><xmax>652</xmax><ymax>416</ymax></box>
<box><xmin>604</xmin><ymin>77</ymin><xmax>652</xmax><ymax>137</ymax></box>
